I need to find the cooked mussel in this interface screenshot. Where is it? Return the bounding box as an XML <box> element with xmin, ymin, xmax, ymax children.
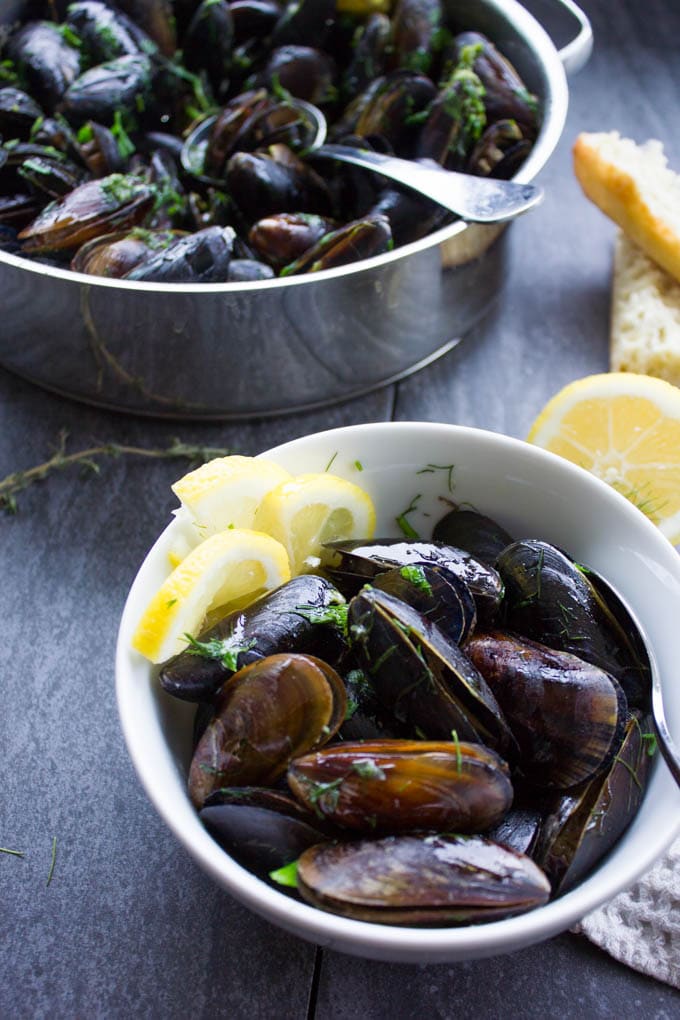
<box><xmin>71</xmin><ymin>227</ymin><xmax>178</xmax><ymax>277</ymax></box>
<box><xmin>199</xmin><ymin>786</ymin><xmax>329</xmax><ymax>875</ymax></box>
<box><xmin>123</xmin><ymin>224</ymin><xmax>236</xmax><ymax>282</ymax></box>
<box><xmin>321</xmin><ymin>537</ymin><xmax>504</xmax><ymax>620</ymax></box>
<box><xmin>497</xmin><ymin>539</ymin><xmax>651</xmax><ymax>706</ymax></box>
<box><xmin>370</xmin><ymin>563</ymin><xmax>477</xmax><ymax>646</ymax></box>
<box><xmin>248</xmin><ymin>211</ymin><xmax>337</xmax><ymax>270</ymax></box>
<box><xmin>295</xmin><ymin>833</ymin><xmax>551</xmax><ymax>925</ymax></box>
<box><xmin>486</xmin><ymin>807</ymin><xmax>543</xmax><ymax>857</ymax></box>
<box><xmin>60</xmin><ymin>54</ymin><xmax>155</xmax><ymax>127</ymax></box>
<box><xmin>534</xmin><ymin>714</ymin><xmax>655</xmax><ymax>893</ymax></box>
<box><xmin>188</xmin><ymin>652</ymin><xmax>347</xmax><ymax>807</ymax></box>
<box><xmin>159</xmin><ymin>574</ymin><xmax>348</xmax><ymax>702</ymax></box>
<box><xmin>465</xmin><ymin>630</ymin><xmax>628</xmax><ymax>788</ymax></box>
<box><xmin>8</xmin><ymin>20</ymin><xmax>81</xmax><ymax>110</ymax></box>
<box><xmin>432</xmin><ymin>506</ymin><xmax>514</xmax><ymax>567</ymax></box>
<box><xmin>65</xmin><ymin>1</ymin><xmax>155</xmax><ymax>63</ymax></box>
<box><xmin>288</xmin><ymin>739</ymin><xmax>513</xmax><ymax>834</ymax></box>
<box><xmin>279</xmin><ymin>214</ymin><xmax>392</xmax><ymax>276</ymax></box>
<box><xmin>17</xmin><ymin>172</ymin><xmax>154</xmax><ymax>251</ymax></box>
<box><xmin>347</xmin><ymin>586</ymin><xmax>513</xmax><ymax>752</ymax></box>
<box><xmin>226</xmin><ymin>144</ymin><xmax>332</xmax><ymax>222</ymax></box>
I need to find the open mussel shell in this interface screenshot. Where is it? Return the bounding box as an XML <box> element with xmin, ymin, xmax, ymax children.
<box><xmin>466</xmin><ymin>630</ymin><xmax>628</xmax><ymax>789</ymax></box>
<box><xmin>322</xmin><ymin>538</ymin><xmax>504</xmax><ymax>620</ymax></box>
<box><xmin>535</xmin><ymin>714</ymin><xmax>655</xmax><ymax>893</ymax></box>
<box><xmin>287</xmin><ymin>739</ymin><xmax>513</xmax><ymax>835</ymax></box>
<box><xmin>17</xmin><ymin>173</ymin><xmax>154</xmax><ymax>252</ymax></box>
<box><xmin>199</xmin><ymin>786</ymin><xmax>329</xmax><ymax>876</ymax></box>
<box><xmin>371</xmin><ymin>563</ymin><xmax>477</xmax><ymax>646</ymax></box>
<box><xmin>296</xmin><ymin>834</ymin><xmax>551</xmax><ymax>926</ymax></box>
<box><xmin>348</xmin><ymin>587</ymin><xmax>514</xmax><ymax>753</ymax></box>
<box><xmin>497</xmin><ymin>540</ymin><xmax>651</xmax><ymax>707</ymax></box>
<box><xmin>188</xmin><ymin>652</ymin><xmax>347</xmax><ymax>808</ymax></box>
<box><xmin>432</xmin><ymin>506</ymin><xmax>514</xmax><ymax>568</ymax></box>
<box><xmin>159</xmin><ymin>574</ymin><xmax>347</xmax><ymax>702</ymax></box>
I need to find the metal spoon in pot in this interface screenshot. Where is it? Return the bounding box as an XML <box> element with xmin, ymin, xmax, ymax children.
<box><xmin>181</xmin><ymin>99</ymin><xmax>543</xmax><ymax>224</ymax></box>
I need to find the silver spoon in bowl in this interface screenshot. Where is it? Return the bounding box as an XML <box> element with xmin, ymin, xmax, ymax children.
<box><xmin>181</xmin><ymin>98</ymin><xmax>543</xmax><ymax>224</ymax></box>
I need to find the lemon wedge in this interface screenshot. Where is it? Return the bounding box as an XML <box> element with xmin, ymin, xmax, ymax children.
<box><xmin>169</xmin><ymin>455</ymin><xmax>291</xmax><ymax>564</ymax></box>
<box><xmin>132</xmin><ymin>528</ymin><xmax>291</xmax><ymax>663</ymax></box>
<box><xmin>254</xmin><ymin>473</ymin><xmax>376</xmax><ymax>574</ymax></box>
<box><xmin>527</xmin><ymin>372</ymin><xmax>680</xmax><ymax>542</ymax></box>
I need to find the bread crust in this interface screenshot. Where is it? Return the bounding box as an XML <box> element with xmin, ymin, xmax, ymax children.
<box><xmin>573</xmin><ymin>133</ymin><xmax>680</xmax><ymax>285</ymax></box>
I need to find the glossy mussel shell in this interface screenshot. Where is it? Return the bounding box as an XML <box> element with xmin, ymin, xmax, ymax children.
<box><xmin>466</xmin><ymin>630</ymin><xmax>628</xmax><ymax>788</ymax></box>
<box><xmin>322</xmin><ymin>538</ymin><xmax>503</xmax><ymax>620</ymax></box>
<box><xmin>199</xmin><ymin>786</ymin><xmax>329</xmax><ymax>876</ymax></box>
<box><xmin>296</xmin><ymin>834</ymin><xmax>551</xmax><ymax>926</ymax></box>
<box><xmin>535</xmin><ymin>714</ymin><xmax>654</xmax><ymax>893</ymax></box>
<box><xmin>497</xmin><ymin>540</ymin><xmax>650</xmax><ymax>707</ymax></box>
<box><xmin>188</xmin><ymin>652</ymin><xmax>346</xmax><ymax>808</ymax></box>
<box><xmin>347</xmin><ymin>587</ymin><xmax>514</xmax><ymax>753</ymax></box>
<box><xmin>159</xmin><ymin>574</ymin><xmax>347</xmax><ymax>702</ymax></box>
<box><xmin>370</xmin><ymin>563</ymin><xmax>477</xmax><ymax>645</ymax></box>
<box><xmin>288</xmin><ymin>739</ymin><xmax>513</xmax><ymax>834</ymax></box>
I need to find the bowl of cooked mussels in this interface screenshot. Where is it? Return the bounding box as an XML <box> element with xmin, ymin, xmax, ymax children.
<box><xmin>116</xmin><ymin>421</ymin><xmax>680</xmax><ymax>962</ymax></box>
<box><xmin>0</xmin><ymin>0</ymin><xmax>586</xmax><ymax>417</ymax></box>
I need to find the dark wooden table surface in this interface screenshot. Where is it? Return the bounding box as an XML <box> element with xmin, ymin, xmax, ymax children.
<box><xmin>2</xmin><ymin>1</ymin><xmax>679</xmax><ymax>1016</ymax></box>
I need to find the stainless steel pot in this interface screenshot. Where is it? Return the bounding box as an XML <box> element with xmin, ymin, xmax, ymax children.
<box><xmin>0</xmin><ymin>0</ymin><xmax>591</xmax><ymax>419</ymax></box>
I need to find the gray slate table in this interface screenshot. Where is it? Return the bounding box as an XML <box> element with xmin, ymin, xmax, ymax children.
<box><xmin>2</xmin><ymin>1</ymin><xmax>679</xmax><ymax>1016</ymax></box>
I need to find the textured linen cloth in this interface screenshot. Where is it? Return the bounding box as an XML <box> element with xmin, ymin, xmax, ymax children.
<box><xmin>575</xmin><ymin>835</ymin><xmax>680</xmax><ymax>988</ymax></box>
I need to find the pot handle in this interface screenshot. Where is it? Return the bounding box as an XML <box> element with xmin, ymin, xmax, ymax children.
<box><xmin>547</xmin><ymin>0</ymin><xmax>594</xmax><ymax>75</ymax></box>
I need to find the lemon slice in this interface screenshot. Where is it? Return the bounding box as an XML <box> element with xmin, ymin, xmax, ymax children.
<box><xmin>527</xmin><ymin>372</ymin><xmax>680</xmax><ymax>542</ymax></box>
<box><xmin>132</xmin><ymin>528</ymin><xmax>291</xmax><ymax>663</ymax></box>
<box><xmin>169</xmin><ymin>455</ymin><xmax>291</xmax><ymax>563</ymax></box>
<box><xmin>254</xmin><ymin>473</ymin><xmax>376</xmax><ymax>574</ymax></box>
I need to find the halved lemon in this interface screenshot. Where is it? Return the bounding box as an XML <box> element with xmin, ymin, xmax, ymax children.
<box><xmin>527</xmin><ymin>372</ymin><xmax>680</xmax><ymax>542</ymax></box>
<box><xmin>254</xmin><ymin>473</ymin><xmax>376</xmax><ymax>574</ymax></box>
<box><xmin>132</xmin><ymin>528</ymin><xmax>291</xmax><ymax>663</ymax></box>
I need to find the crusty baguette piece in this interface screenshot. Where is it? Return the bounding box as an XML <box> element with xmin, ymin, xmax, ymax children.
<box><xmin>573</xmin><ymin>131</ymin><xmax>680</xmax><ymax>285</ymax></box>
<box><xmin>611</xmin><ymin>231</ymin><xmax>680</xmax><ymax>386</ymax></box>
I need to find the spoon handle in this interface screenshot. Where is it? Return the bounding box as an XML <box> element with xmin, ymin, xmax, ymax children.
<box><xmin>652</xmin><ymin>679</ymin><xmax>680</xmax><ymax>788</ymax></box>
<box><xmin>314</xmin><ymin>144</ymin><xmax>543</xmax><ymax>224</ymax></box>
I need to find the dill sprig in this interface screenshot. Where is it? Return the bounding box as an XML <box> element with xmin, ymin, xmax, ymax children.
<box><xmin>0</xmin><ymin>846</ymin><xmax>25</xmax><ymax>857</ymax></box>
<box><xmin>46</xmin><ymin>836</ymin><xmax>57</xmax><ymax>886</ymax></box>
<box><xmin>0</xmin><ymin>432</ymin><xmax>231</xmax><ymax>515</ymax></box>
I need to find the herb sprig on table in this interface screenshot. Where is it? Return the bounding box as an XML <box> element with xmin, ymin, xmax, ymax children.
<box><xmin>0</xmin><ymin>431</ymin><xmax>231</xmax><ymax>515</ymax></box>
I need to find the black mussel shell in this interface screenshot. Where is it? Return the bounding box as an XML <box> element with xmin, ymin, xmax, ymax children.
<box><xmin>159</xmin><ymin>574</ymin><xmax>348</xmax><ymax>702</ymax></box>
<box><xmin>466</xmin><ymin>630</ymin><xmax>628</xmax><ymax>788</ymax></box>
<box><xmin>124</xmin><ymin>225</ymin><xmax>236</xmax><ymax>282</ymax></box>
<box><xmin>288</xmin><ymin>739</ymin><xmax>513</xmax><ymax>835</ymax></box>
<box><xmin>497</xmin><ymin>540</ymin><xmax>651</xmax><ymax>707</ymax></box>
<box><xmin>485</xmin><ymin>807</ymin><xmax>543</xmax><ymax>858</ymax></box>
<box><xmin>188</xmin><ymin>652</ymin><xmax>347</xmax><ymax>807</ymax></box>
<box><xmin>8</xmin><ymin>21</ymin><xmax>81</xmax><ymax>111</ymax></box>
<box><xmin>371</xmin><ymin>563</ymin><xmax>477</xmax><ymax>645</ymax></box>
<box><xmin>248</xmin><ymin>212</ymin><xmax>337</xmax><ymax>270</ymax></box>
<box><xmin>432</xmin><ymin>506</ymin><xmax>514</xmax><ymax>567</ymax></box>
<box><xmin>279</xmin><ymin>214</ymin><xmax>392</xmax><ymax>276</ymax></box>
<box><xmin>322</xmin><ymin>538</ymin><xmax>504</xmax><ymax>621</ymax></box>
<box><xmin>348</xmin><ymin>587</ymin><xmax>513</xmax><ymax>753</ymax></box>
<box><xmin>296</xmin><ymin>834</ymin><xmax>551</xmax><ymax>925</ymax></box>
<box><xmin>200</xmin><ymin>786</ymin><xmax>328</xmax><ymax>875</ymax></box>
<box><xmin>534</xmin><ymin>714</ymin><xmax>655</xmax><ymax>893</ymax></box>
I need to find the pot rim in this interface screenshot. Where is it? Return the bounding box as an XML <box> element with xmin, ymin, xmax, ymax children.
<box><xmin>0</xmin><ymin>0</ymin><xmax>569</xmax><ymax>294</ymax></box>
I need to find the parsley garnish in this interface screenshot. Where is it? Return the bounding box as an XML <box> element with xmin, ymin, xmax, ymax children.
<box><xmin>396</xmin><ymin>493</ymin><xmax>421</xmax><ymax>539</ymax></box>
<box><xmin>269</xmin><ymin>859</ymin><xmax>298</xmax><ymax>887</ymax></box>
<box><xmin>184</xmin><ymin>631</ymin><xmax>256</xmax><ymax>671</ymax></box>
<box><xmin>399</xmin><ymin>564</ymin><xmax>432</xmax><ymax>595</ymax></box>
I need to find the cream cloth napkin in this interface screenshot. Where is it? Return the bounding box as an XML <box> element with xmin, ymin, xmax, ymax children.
<box><xmin>575</xmin><ymin>835</ymin><xmax>680</xmax><ymax>988</ymax></box>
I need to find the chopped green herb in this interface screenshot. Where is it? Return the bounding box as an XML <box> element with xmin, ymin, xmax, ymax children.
<box><xmin>414</xmin><ymin>725</ymin><xmax>428</xmax><ymax>740</ymax></box>
<box><xmin>269</xmin><ymin>860</ymin><xmax>299</xmax><ymax>888</ymax></box>
<box><xmin>614</xmin><ymin>754</ymin><xmax>643</xmax><ymax>791</ymax></box>
<box><xmin>641</xmin><ymin>731</ymin><xmax>658</xmax><ymax>757</ymax></box>
<box><xmin>293</xmin><ymin>602</ymin><xmax>349</xmax><ymax>633</ymax></box>
<box><xmin>344</xmin><ymin>698</ymin><xmax>359</xmax><ymax>721</ymax></box>
<box><xmin>324</xmin><ymin>451</ymin><xmax>338</xmax><ymax>472</ymax></box>
<box><xmin>77</xmin><ymin>123</ymin><xmax>95</xmax><ymax>144</ymax></box>
<box><xmin>184</xmin><ymin>631</ymin><xmax>256</xmax><ymax>672</ymax></box>
<box><xmin>450</xmin><ymin>729</ymin><xmax>463</xmax><ymax>774</ymax></box>
<box><xmin>59</xmin><ymin>24</ymin><xmax>82</xmax><ymax>49</ymax></box>
<box><xmin>166</xmin><ymin>598</ymin><xmax>177</xmax><ymax>608</ymax></box>
<box><xmin>399</xmin><ymin>564</ymin><xmax>432</xmax><ymax>595</ymax></box>
<box><xmin>111</xmin><ymin>110</ymin><xmax>136</xmax><ymax>160</ymax></box>
<box><xmin>354</xmin><ymin>460</ymin><xmax>364</xmax><ymax>471</ymax></box>
<box><xmin>46</xmin><ymin>836</ymin><xmax>57</xmax><ymax>886</ymax></box>
<box><xmin>351</xmin><ymin>759</ymin><xmax>386</xmax><ymax>781</ymax></box>
<box><xmin>0</xmin><ymin>846</ymin><xmax>24</xmax><ymax>857</ymax></box>
<box><xmin>416</xmin><ymin>462</ymin><xmax>455</xmax><ymax>493</ymax></box>
<box><xmin>303</xmin><ymin>775</ymin><xmax>345</xmax><ymax>815</ymax></box>
<box><xmin>29</xmin><ymin>116</ymin><xmax>45</xmax><ymax>140</ymax></box>
<box><xmin>396</xmin><ymin>493</ymin><xmax>421</xmax><ymax>539</ymax></box>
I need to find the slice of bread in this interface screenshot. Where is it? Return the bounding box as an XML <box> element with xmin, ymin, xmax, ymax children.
<box><xmin>611</xmin><ymin>231</ymin><xmax>680</xmax><ymax>386</ymax></box>
<box><xmin>573</xmin><ymin>131</ymin><xmax>680</xmax><ymax>285</ymax></box>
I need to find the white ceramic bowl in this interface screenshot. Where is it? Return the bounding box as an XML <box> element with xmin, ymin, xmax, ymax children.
<box><xmin>116</xmin><ymin>422</ymin><xmax>680</xmax><ymax>963</ymax></box>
